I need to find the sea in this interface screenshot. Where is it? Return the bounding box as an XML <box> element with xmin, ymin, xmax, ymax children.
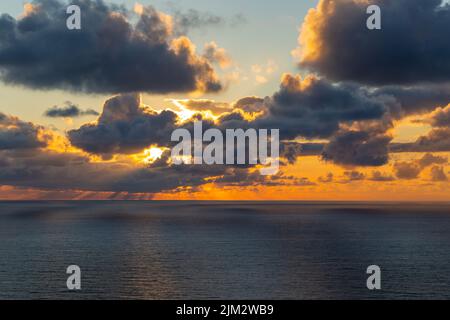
<box><xmin>0</xmin><ymin>201</ymin><xmax>450</xmax><ymax>299</ymax></box>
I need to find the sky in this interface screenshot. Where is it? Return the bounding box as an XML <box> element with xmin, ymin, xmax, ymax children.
<box><xmin>0</xmin><ymin>0</ymin><xmax>315</xmax><ymax>128</ymax></box>
<box><xmin>0</xmin><ymin>0</ymin><xmax>449</xmax><ymax>200</ymax></box>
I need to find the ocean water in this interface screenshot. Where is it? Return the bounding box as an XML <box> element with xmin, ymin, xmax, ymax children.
<box><xmin>0</xmin><ymin>201</ymin><xmax>450</xmax><ymax>300</ymax></box>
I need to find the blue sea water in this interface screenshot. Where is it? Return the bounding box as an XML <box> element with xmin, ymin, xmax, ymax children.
<box><xmin>0</xmin><ymin>201</ymin><xmax>450</xmax><ymax>299</ymax></box>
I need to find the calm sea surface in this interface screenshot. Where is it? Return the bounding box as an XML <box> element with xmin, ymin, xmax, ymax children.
<box><xmin>1</xmin><ymin>201</ymin><xmax>450</xmax><ymax>299</ymax></box>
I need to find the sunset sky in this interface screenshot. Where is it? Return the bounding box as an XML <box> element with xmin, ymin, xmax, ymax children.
<box><xmin>0</xmin><ymin>0</ymin><xmax>449</xmax><ymax>200</ymax></box>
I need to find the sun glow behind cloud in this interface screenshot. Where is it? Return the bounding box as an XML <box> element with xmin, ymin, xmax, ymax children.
<box><xmin>143</xmin><ymin>147</ymin><xmax>164</xmax><ymax>164</ymax></box>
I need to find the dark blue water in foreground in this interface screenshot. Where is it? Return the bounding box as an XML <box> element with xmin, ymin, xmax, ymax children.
<box><xmin>1</xmin><ymin>201</ymin><xmax>450</xmax><ymax>299</ymax></box>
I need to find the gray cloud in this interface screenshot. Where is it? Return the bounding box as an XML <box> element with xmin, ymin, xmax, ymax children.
<box><xmin>390</xmin><ymin>103</ymin><xmax>450</xmax><ymax>153</ymax></box>
<box><xmin>213</xmin><ymin>167</ymin><xmax>314</xmax><ymax>187</ymax></box>
<box><xmin>344</xmin><ymin>171</ymin><xmax>365</xmax><ymax>181</ymax></box>
<box><xmin>371</xmin><ymin>85</ymin><xmax>450</xmax><ymax>118</ymax></box>
<box><xmin>68</xmin><ymin>94</ymin><xmax>178</xmax><ymax>157</ymax></box>
<box><xmin>318</xmin><ymin>173</ymin><xmax>333</xmax><ymax>183</ymax></box>
<box><xmin>45</xmin><ymin>102</ymin><xmax>99</xmax><ymax>118</ymax></box>
<box><xmin>394</xmin><ymin>153</ymin><xmax>448</xmax><ymax>180</ymax></box>
<box><xmin>0</xmin><ymin>0</ymin><xmax>222</xmax><ymax>94</ymax></box>
<box><xmin>169</xmin><ymin>6</ymin><xmax>246</xmax><ymax>34</ymax></box>
<box><xmin>0</xmin><ymin>139</ymin><xmax>293</xmax><ymax>194</ymax></box>
<box><xmin>369</xmin><ymin>171</ymin><xmax>395</xmax><ymax>182</ymax></box>
<box><xmin>418</xmin><ymin>153</ymin><xmax>447</xmax><ymax>168</ymax></box>
<box><xmin>430</xmin><ymin>105</ymin><xmax>450</xmax><ymax>127</ymax></box>
<box><xmin>0</xmin><ymin>113</ymin><xmax>47</xmax><ymax>150</ymax></box>
<box><xmin>394</xmin><ymin>161</ymin><xmax>422</xmax><ymax>180</ymax></box>
<box><xmin>322</xmin><ymin>129</ymin><xmax>392</xmax><ymax>167</ymax></box>
<box><xmin>256</xmin><ymin>74</ymin><xmax>386</xmax><ymax>140</ymax></box>
<box><xmin>232</xmin><ymin>96</ymin><xmax>267</xmax><ymax>114</ymax></box>
<box><xmin>430</xmin><ymin>166</ymin><xmax>448</xmax><ymax>182</ymax></box>
<box><xmin>66</xmin><ymin>70</ymin><xmax>449</xmax><ymax>167</ymax></box>
<box><xmin>297</xmin><ymin>0</ymin><xmax>450</xmax><ymax>85</ymax></box>
<box><xmin>172</xmin><ymin>8</ymin><xmax>224</xmax><ymax>34</ymax></box>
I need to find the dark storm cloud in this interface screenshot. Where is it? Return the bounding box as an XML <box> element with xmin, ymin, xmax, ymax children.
<box><xmin>280</xmin><ymin>142</ymin><xmax>303</xmax><ymax>164</ymax></box>
<box><xmin>255</xmin><ymin>74</ymin><xmax>386</xmax><ymax>140</ymax></box>
<box><xmin>68</xmin><ymin>94</ymin><xmax>178</xmax><ymax>156</ymax></box>
<box><xmin>0</xmin><ymin>0</ymin><xmax>222</xmax><ymax>94</ymax></box>
<box><xmin>0</xmin><ymin>136</ymin><xmax>223</xmax><ymax>193</ymax></box>
<box><xmin>232</xmin><ymin>96</ymin><xmax>267</xmax><ymax>114</ymax></box>
<box><xmin>263</xmin><ymin>78</ymin><xmax>450</xmax><ymax>166</ymax></box>
<box><xmin>212</xmin><ymin>168</ymin><xmax>315</xmax><ymax>187</ymax></box>
<box><xmin>0</xmin><ymin>147</ymin><xmax>119</xmax><ymax>191</ymax></box>
<box><xmin>45</xmin><ymin>103</ymin><xmax>99</xmax><ymax>118</ymax></box>
<box><xmin>65</xmin><ymin>69</ymin><xmax>448</xmax><ymax>167</ymax></box>
<box><xmin>322</xmin><ymin>129</ymin><xmax>392</xmax><ymax>167</ymax></box>
<box><xmin>66</xmin><ymin>71</ymin><xmax>449</xmax><ymax>167</ymax></box>
<box><xmin>0</xmin><ymin>140</ymin><xmax>287</xmax><ymax>193</ymax></box>
<box><xmin>0</xmin><ymin>148</ymin><xmax>202</xmax><ymax>193</ymax></box>
<box><xmin>371</xmin><ymin>85</ymin><xmax>450</xmax><ymax>118</ymax></box>
<box><xmin>0</xmin><ymin>113</ymin><xmax>47</xmax><ymax>150</ymax></box>
<box><xmin>298</xmin><ymin>0</ymin><xmax>450</xmax><ymax>85</ymax></box>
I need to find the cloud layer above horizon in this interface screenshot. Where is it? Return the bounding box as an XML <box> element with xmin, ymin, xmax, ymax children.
<box><xmin>0</xmin><ymin>0</ymin><xmax>449</xmax><ymax>198</ymax></box>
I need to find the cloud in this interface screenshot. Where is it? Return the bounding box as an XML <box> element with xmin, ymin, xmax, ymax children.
<box><xmin>394</xmin><ymin>153</ymin><xmax>448</xmax><ymax>180</ymax></box>
<box><xmin>429</xmin><ymin>104</ymin><xmax>450</xmax><ymax>127</ymax></box>
<box><xmin>342</xmin><ymin>170</ymin><xmax>365</xmax><ymax>181</ymax></box>
<box><xmin>203</xmin><ymin>42</ymin><xmax>232</xmax><ymax>69</ymax></box>
<box><xmin>45</xmin><ymin>102</ymin><xmax>99</xmax><ymax>118</ymax></box>
<box><xmin>280</xmin><ymin>142</ymin><xmax>303</xmax><ymax>164</ymax></box>
<box><xmin>394</xmin><ymin>162</ymin><xmax>421</xmax><ymax>180</ymax></box>
<box><xmin>0</xmin><ymin>125</ymin><xmax>228</xmax><ymax>194</ymax></box>
<box><xmin>168</xmin><ymin>7</ymin><xmax>246</xmax><ymax>33</ymax></box>
<box><xmin>67</xmin><ymin>93</ymin><xmax>312</xmax><ymax>167</ymax></box>
<box><xmin>65</xmin><ymin>68</ymin><xmax>448</xmax><ymax>168</ymax></box>
<box><xmin>430</xmin><ymin>166</ymin><xmax>448</xmax><ymax>182</ymax></box>
<box><xmin>170</xmin><ymin>96</ymin><xmax>267</xmax><ymax>118</ymax></box>
<box><xmin>418</xmin><ymin>153</ymin><xmax>447</xmax><ymax>168</ymax></box>
<box><xmin>371</xmin><ymin>85</ymin><xmax>450</xmax><ymax>118</ymax></box>
<box><xmin>0</xmin><ymin>133</ymin><xmax>295</xmax><ymax>194</ymax></box>
<box><xmin>172</xmin><ymin>8</ymin><xmax>224</xmax><ymax>34</ymax></box>
<box><xmin>0</xmin><ymin>112</ymin><xmax>47</xmax><ymax>150</ymax></box>
<box><xmin>251</xmin><ymin>60</ymin><xmax>278</xmax><ymax>84</ymax></box>
<box><xmin>212</xmin><ymin>168</ymin><xmax>314</xmax><ymax>187</ymax></box>
<box><xmin>295</xmin><ymin>0</ymin><xmax>450</xmax><ymax>85</ymax></box>
<box><xmin>232</xmin><ymin>97</ymin><xmax>266</xmax><ymax>114</ymax></box>
<box><xmin>68</xmin><ymin>94</ymin><xmax>178</xmax><ymax>156</ymax></box>
<box><xmin>0</xmin><ymin>0</ymin><xmax>222</xmax><ymax>94</ymax></box>
<box><xmin>322</xmin><ymin>129</ymin><xmax>392</xmax><ymax>166</ymax></box>
<box><xmin>256</xmin><ymin>74</ymin><xmax>386</xmax><ymax>140</ymax></box>
<box><xmin>401</xmin><ymin>128</ymin><xmax>450</xmax><ymax>152</ymax></box>
<box><xmin>318</xmin><ymin>173</ymin><xmax>333</xmax><ymax>183</ymax></box>
<box><xmin>369</xmin><ymin>171</ymin><xmax>395</xmax><ymax>182</ymax></box>
<box><xmin>172</xmin><ymin>99</ymin><xmax>232</xmax><ymax>115</ymax></box>
<box><xmin>390</xmin><ymin>104</ymin><xmax>450</xmax><ymax>153</ymax></box>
